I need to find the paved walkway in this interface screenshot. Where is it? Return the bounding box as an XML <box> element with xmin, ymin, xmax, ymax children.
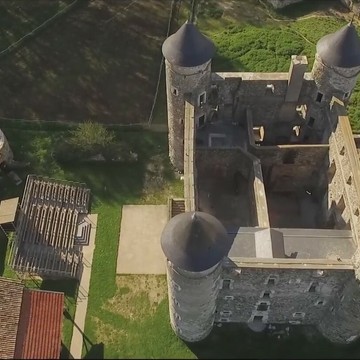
<box><xmin>117</xmin><ymin>205</ymin><xmax>168</xmax><ymax>275</ymax></box>
<box><xmin>70</xmin><ymin>214</ymin><xmax>98</xmax><ymax>359</ymax></box>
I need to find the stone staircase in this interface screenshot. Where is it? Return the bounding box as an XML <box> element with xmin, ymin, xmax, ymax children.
<box><xmin>169</xmin><ymin>198</ymin><xmax>185</xmax><ymax>219</ymax></box>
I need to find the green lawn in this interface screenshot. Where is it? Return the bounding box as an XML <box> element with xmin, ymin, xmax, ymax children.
<box><xmin>0</xmin><ymin>121</ymin><xmax>184</xmax><ymax>358</ymax></box>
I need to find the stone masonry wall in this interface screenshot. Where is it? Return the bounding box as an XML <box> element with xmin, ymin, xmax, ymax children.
<box><xmin>165</xmin><ymin>60</ymin><xmax>212</xmax><ymax>171</ymax></box>
<box><xmin>216</xmin><ymin>265</ymin><xmax>353</xmax><ymax>327</ymax></box>
<box><xmin>211</xmin><ymin>72</ymin><xmax>316</xmax><ymax>127</ymax></box>
<box><xmin>325</xmin><ymin>101</ymin><xmax>360</xmax><ymax>239</ymax></box>
<box><xmin>317</xmin><ymin>277</ymin><xmax>360</xmax><ymax>344</ymax></box>
<box><xmin>249</xmin><ymin>145</ymin><xmax>328</xmax><ymax>192</ymax></box>
<box><xmin>166</xmin><ymin>260</ymin><xmax>222</xmax><ymax>342</ymax></box>
<box><xmin>312</xmin><ymin>54</ymin><xmax>360</xmax><ymax>103</ymax></box>
<box><xmin>196</xmin><ymin>148</ymin><xmax>267</xmax><ymax>226</ymax></box>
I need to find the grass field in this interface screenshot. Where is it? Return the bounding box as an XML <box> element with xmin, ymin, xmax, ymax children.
<box><xmin>0</xmin><ymin>0</ymin><xmax>170</xmax><ymax>124</ymax></box>
<box><xmin>0</xmin><ymin>120</ymin><xmax>183</xmax><ymax>358</ymax></box>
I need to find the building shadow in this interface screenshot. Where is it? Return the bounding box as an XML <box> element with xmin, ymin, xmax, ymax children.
<box><xmin>184</xmin><ymin>323</ymin><xmax>360</xmax><ymax>359</ymax></box>
<box><xmin>63</xmin><ymin>309</ymin><xmax>104</xmax><ymax>359</ymax></box>
<box><xmin>83</xmin><ymin>343</ymin><xmax>104</xmax><ymax>360</ymax></box>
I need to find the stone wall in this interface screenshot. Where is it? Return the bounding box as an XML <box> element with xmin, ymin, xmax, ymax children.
<box><xmin>216</xmin><ymin>265</ymin><xmax>353</xmax><ymax>327</ymax></box>
<box><xmin>165</xmin><ymin>59</ymin><xmax>212</xmax><ymax>171</ymax></box>
<box><xmin>184</xmin><ymin>102</ymin><xmax>196</xmax><ymax>211</ymax></box>
<box><xmin>249</xmin><ymin>144</ymin><xmax>328</xmax><ymax>192</ymax></box>
<box><xmin>212</xmin><ymin>72</ymin><xmax>316</xmax><ymax>127</ymax></box>
<box><xmin>324</xmin><ymin>99</ymin><xmax>360</xmax><ymax>240</ymax></box>
<box><xmin>312</xmin><ymin>54</ymin><xmax>360</xmax><ymax>103</ymax></box>
<box><xmin>166</xmin><ymin>260</ymin><xmax>222</xmax><ymax>342</ymax></box>
<box><xmin>196</xmin><ymin>147</ymin><xmax>268</xmax><ymax>227</ymax></box>
<box><xmin>317</xmin><ymin>277</ymin><xmax>360</xmax><ymax>344</ymax></box>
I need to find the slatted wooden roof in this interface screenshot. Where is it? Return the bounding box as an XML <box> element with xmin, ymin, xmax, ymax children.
<box><xmin>9</xmin><ymin>175</ymin><xmax>91</xmax><ymax>278</ymax></box>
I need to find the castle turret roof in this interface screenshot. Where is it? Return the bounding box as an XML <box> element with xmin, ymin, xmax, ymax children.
<box><xmin>316</xmin><ymin>22</ymin><xmax>360</xmax><ymax>68</ymax></box>
<box><xmin>162</xmin><ymin>21</ymin><xmax>215</xmax><ymax>67</ymax></box>
<box><xmin>161</xmin><ymin>211</ymin><xmax>232</xmax><ymax>272</ymax></box>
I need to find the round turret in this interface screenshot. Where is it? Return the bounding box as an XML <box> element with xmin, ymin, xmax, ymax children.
<box><xmin>161</xmin><ymin>211</ymin><xmax>231</xmax><ymax>342</ymax></box>
<box><xmin>162</xmin><ymin>22</ymin><xmax>215</xmax><ymax>172</ymax></box>
<box><xmin>162</xmin><ymin>21</ymin><xmax>215</xmax><ymax>67</ymax></box>
<box><xmin>312</xmin><ymin>22</ymin><xmax>360</xmax><ymax>102</ymax></box>
<box><xmin>0</xmin><ymin>129</ymin><xmax>13</xmax><ymax>165</ymax></box>
<box><xmin>161</xmin><ymin>211</ymin><xmax>231</xmax><ymax>272</ymax></box>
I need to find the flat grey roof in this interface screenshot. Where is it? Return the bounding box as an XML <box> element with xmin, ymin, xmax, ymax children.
<box><xmin>227</xmin><ymin>227</ymin><xmax>355</xmax><ymax>260</ymax></box>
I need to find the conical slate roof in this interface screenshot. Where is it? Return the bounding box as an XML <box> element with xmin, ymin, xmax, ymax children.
<box><xmin>162</xmin><ymin>21</ymin><xmax>215</xmax><ymax>67</ymax></box>
<box><xmin>316</xmin><ymin>22</ymin><xmax>360</xmax><ymax>68</ymax></box>
<box><xmin>161</xmin><ymin>211</ymin><xmax>232</xmax><ymax>272</ymax></box>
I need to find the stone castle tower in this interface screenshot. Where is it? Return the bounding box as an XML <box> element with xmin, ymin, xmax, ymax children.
<box><xmin>161</xmin><ymin>211</ymin><xmax>232</xmax><ymax>342</ymax></box>
<box><xmin>161</xmin><ymin>19</ymin><xmax>360</xmax><ymax>345</ymax></box>
<box><xmin>162</xmin><ymin>21</ymin><xmax>214</xmax><ymax>172</ymax></box>
<box><xmin>312</xmin><ymin>22</ymin><xmax>360</xmax><ymax>103</ymax></box>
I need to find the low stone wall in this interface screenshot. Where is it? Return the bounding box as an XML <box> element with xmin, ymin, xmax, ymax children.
<box><xmin>196</xmin><ymin>147</ymin><xmax>269</xmax><ymax>227</ymax></box>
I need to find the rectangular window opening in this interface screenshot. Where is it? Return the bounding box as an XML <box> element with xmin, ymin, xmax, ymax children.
<box><xmin>308</xmin><ymin>117</ymin><xmax>315</xmax><ymax>128</ymax></box>
<box><xmin>253</xmin><ymin>315</ymin><xmax>264</xmax><ymax>322</ymax></box>
<box><xmin>308</xmin><ymin>282</ymin><xmax>318</xmax><ymax>293</ymax></box>
<box><xmin>198</xmin><ymin>92</ymin><xmax>206</xmax><ymax>107</ymax></box>
<box><xmin>316</xmin><ymin>92</ymin><xmax>323</xmax><ymax>103</ymax></box>
<box><xmin>257</xmin><ymin>302</ymin><xmax>269</xmax><ymax>311</ymax></box>
<box><xmin>262</xmin><ymin>291</ymin><xmax>271</xmax><ymax>299</ymax></box>
<box><xmin>198</xmin><ymin>115</ymin><xmax>205</xmax><ymax>127</ymax></box>
<box><xmin>222</xmin><ymin>279</ymin><xmax>231</xmax><ymax>289</ymax></box>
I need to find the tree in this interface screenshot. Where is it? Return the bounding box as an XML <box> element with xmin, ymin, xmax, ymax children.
<box><xmin>68</xmin><ymin>121</ymin><xmax>115</xmax><ymax>154</ymax></box>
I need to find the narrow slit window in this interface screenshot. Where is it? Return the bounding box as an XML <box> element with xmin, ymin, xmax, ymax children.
<box><xmin>347</xmin><ymin>175</ymin><xmax>352</xmax><ymax>185</ymax></box>
<box><xmin>316</xmin><ymin>92</ymin><xmax>323</xmax><ymax>103</ymax></box>
<box><xmin>338</xmin><ymin>195</ymin><xmax>346</xmax><ymax>214</ymax></box>
<box><xmin>308</xmin><ymin>282</ymin><xmax>318</xmax><ymax>293</ymax></box>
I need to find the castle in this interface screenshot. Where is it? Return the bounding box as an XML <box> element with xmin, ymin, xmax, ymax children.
<box><xmin>160</xmin><ymin>19</ymin><xmax>360</xmax><ymax>345</ymax></box>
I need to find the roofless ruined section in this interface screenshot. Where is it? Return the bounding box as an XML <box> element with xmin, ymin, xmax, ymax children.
<box><xmin>8</xmin><ymin>175</ymin><xmax>91</xmax><ymax>279</ymax></box>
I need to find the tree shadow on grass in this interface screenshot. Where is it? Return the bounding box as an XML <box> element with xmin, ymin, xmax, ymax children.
<box><xmin>185</xmin><ymin>323</ymin><xmax>360</xmax><ymax>359</ymax></box>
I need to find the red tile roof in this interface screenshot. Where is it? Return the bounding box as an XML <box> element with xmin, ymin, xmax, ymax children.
<box><xmin>0</xmin><ymin>277</ymin><xmax>23</xmax><ymax>359</ymax></box>
<box><xmin>14</xmin><ymin>289</ymin><xmax>64</xmax><ymax>359</ymax></box>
